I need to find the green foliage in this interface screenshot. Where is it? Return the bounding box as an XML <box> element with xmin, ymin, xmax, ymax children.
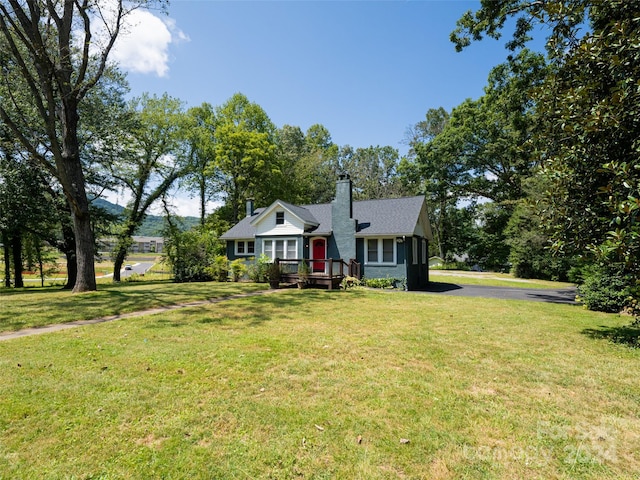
<box><xmin>246</xmin><ymin>254</ymin><xmax>271</xmax><ymax>283</ymax></box>
<box><xmin>230</xmin><ymin>258</ymin><xmax>247</xmax><ymax>282</ymax></box>
<box><xmin>340</xmin><ymin>275</ymin><xmax>362</xmax><ymax>289</ymax></box>
<box><xmin>452</xmin><ymin>0</ymin><xmax>640</xmax><ymax>313</ymax></box>
<box><xmin>211</xmin><ymin>93</ymin><xmax>279</xmax><ymax>223</ymax></box>
<box><xmin>363</xmin><ymin>277</ymin><xmax>398</xmax><ymax>289</ymax></box>
<box><xmin>297</xmin><ymin>260</ymin><xmax>310</xmax><ymax>278</ymax></box>
<box><xmin>506</xmin><ymin>199</ymin><xmax>573</xmax><ymax>281</ymax></box>
<box><xmin>266</xmin><ymin>261</ymin><xmax>282</xmax><ymax>283</ymax></box>
<box><xmin>338</xmin><ymin>145</ymin><xmax>408</xmax><ymax>200</ymax></box>
<box><xmin>466</xmin><ymin>202</ymin><xmax>512</xmax><ymax>272</ymax></box>
<box><xmin>163</xmin><ymin>226</ymin><xmax>225</xmax><ymax>283</ymax></box>
<box><xmin>274</xmin><ymin>124</ymin><xmax>339</xmax><ymax>205</ymax></box>
<box><xmin>208</xmin><ymin>255</ymin><xmax>230</xmax><ymax>282</ymax></box>
<box><xmin>106</xmin><ymin>93</ymin><xmax>190</xmax><ymax>281</ymax></box>
<box><xmin>577</xmin><ymin>264</ymin><xmax>636</xmax><ymax>314</ymax></box>
<box><xmin>182</xmin><ymin>102</ymin><xmax>218</xmax><ymax>225</ymax></box>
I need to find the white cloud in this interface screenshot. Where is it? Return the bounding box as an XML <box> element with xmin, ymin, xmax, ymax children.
<box><xmin>110</xmin><ymin>10</ymin><xmax>188</xmax><ymax>77</ymax></box>
<box><xmin>87</xmin><ymin>3</ymin><xmax>189</xmax><ymax>78</ymax></box>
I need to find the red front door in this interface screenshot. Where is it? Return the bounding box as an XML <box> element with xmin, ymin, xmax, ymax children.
<box><xmin>312</xmin><ymin>239</ymin><xmax>326</xmax><ymax>272</ymax></box>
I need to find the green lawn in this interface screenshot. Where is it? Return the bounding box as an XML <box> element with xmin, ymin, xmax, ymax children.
<box><xmin>0</xmin><ymin>281</ymin><xmax>267</xmax><ymax>331</ymax></box>
<box><xmin>429</xmin><ymin>270</ymin><xmax>576</xmax><ymax>289</ymax></box>
<box><xmin>0</xmin><ymin>287</ymin><xmax>638</xmax><ymax>479</ymax></box>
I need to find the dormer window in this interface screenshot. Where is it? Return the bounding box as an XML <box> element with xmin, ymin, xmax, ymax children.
<box><xmin>276</xmin><ymin>211</ymin><xmax>285</xmax><ymax>225</ymax></box>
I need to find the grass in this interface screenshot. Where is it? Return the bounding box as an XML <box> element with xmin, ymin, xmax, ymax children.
<box><xmin>1</xmin><ymin>287</ymin><xmax>639</xmax><ymax>479</ymax></box>
<box><xmin>0</xmin><ymin>281</ymin><xmax>267</xmax><ymax>331</ymax></box>
<box><xmin>3</xmin><ymin>254</ymin><xmax>168</xmax><ymax>286</ymax></box>
<box><xmin>429</xmin><ymin>270</ymin><xmax>575</xmax><ymax>289</ymax></box>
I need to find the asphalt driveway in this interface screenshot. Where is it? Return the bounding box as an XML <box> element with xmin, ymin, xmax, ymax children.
<box><xmin>420</xmin><ymin>282</ymin><xmax>578</xmax><ymax>304</ymax></box>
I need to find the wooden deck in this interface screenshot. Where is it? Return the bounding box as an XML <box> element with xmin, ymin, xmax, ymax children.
<box><xmin>276</xmin><ymin>258</ymin><xmax>360</xmax><ymax>290</ymax></box>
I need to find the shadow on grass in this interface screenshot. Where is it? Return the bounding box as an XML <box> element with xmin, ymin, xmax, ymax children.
<box><xmin>582</xmin><ymin>323</ymin><xmax>640</xmax><ymax>348</ymax></box>
<box><xmin>0</xmin><ymin>281</ymin><xmax>267</xmax><ymax>331</ymax></box>
<box><xmin>141</xmin><ymin>288</ymin><xmax>367</xmax><ymax>331</ymax></box>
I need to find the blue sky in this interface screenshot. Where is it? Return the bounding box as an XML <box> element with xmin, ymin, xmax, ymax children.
<box><xmin>111</xmin><ymin>0</ymin><xmax>534</xmax><ymax>215</ymax></box>
<box><xmin>121</xmin><ymin>1</ymin><xmax>527</xmax><ymax>152</ymax></box>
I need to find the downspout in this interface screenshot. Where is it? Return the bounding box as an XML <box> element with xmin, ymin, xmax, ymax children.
<box><xmin>403</xmin><ymin>235</ymin><xmax>408</xmax><ymax>291</ymax></box>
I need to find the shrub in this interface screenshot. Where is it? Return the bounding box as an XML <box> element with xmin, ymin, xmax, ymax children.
<box><xmin>209</xmin><ymin>255</ymin><xmax>229</xmax><ymax>282</ymax></box>
<box><xmin>340</xmin><ymin>276</ymin><xmax>361</xmax><ymax>289</ymax></box>
<box><xmin>163</xmin><ymin>226</ymin><xmax>224</xmax><ymax>283</ymax></box>
<box><xmin>230</xmin><ymin>258</ymin><xmax>247</xmax><ymax>282</ymax></box>
<box><xmin>247</xmin><ymin>254</ymin><xmax>271</xmax><ymax>283</ymax></box>
<box><xmin>363</xmin><ymin>277</ymin><xmax>397</xmax><ymax>289</ymax></box>
<box><xmin>577</xmin><ymin>264</ymin><xmax>634</xmax><ymax>313</ymax></box>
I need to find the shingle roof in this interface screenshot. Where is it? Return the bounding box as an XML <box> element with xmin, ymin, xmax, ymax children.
<box><xmin>258</xmin><ymin>201</ymin><xmax>319</xmax><ymax>227</ymax></box>
<box><xmin>354</xmin><ymin>196</ymin><xmax>426</xmax><ymax>236</ymax></box>
<box><xmin>220</xmin><ymin>196</ymin><xmax>427</xmax><ymax>240</ymax></box>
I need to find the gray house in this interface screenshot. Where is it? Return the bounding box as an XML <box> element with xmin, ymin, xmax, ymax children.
<box><xmin>220</xmin><ymin>175</ymin><xmax>433</xmax><ymax>290</ymax></box>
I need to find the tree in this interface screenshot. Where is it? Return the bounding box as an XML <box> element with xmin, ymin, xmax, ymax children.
<box><xmin>452</xmin><ymin>0</ymin><xmax>640</xmax><ymax>309</ymax></box>
<box><xmin>0</xmin><ymin>0</ymin><xmax>165</xmax><ymax>292</ymax></box>
<box><xmin>211</xmin><ymin>93</ymin><xmax>278</xmax><ymax>224</ymax></box>
<box><xmin>408</xmin><ymin>50</ymin><xmax>546</xmax><ymax>266</ymax></box>
<box><xmin>403</xmin><ymin>107</ymin><xmax>450</xmax><ymax>160</ymax></box>
<box><xmin>274</xmin><ymin>124</ymin><xmax>307</xmax><ymax>204</ymax></box>
<box><xmin>182</xmin><ymin>103</ymin><xmax>218</xmax><ymax>226</ymax></box>
<box><xmin>339</xmin><ymin>145</ymin><xmax>406</xmax><ymax>200</ymax></box>
<box><xmin>273</xmin><ymin>123</ymin><xmax>339</xmax><ymax>205</ymax></box>
<box><xmin>0</xmin><ymin>139</ymin><xmax>52</xmax><ymax>287</ymax></box>
<box><xmin>300</xmin><ymin>124</ymin><xmax>339</xmax><ymax>204</ymax></box>
<box><xmin>106</xmin><ymin>93</ymin><xmax>188</xmax><ymax>281</ymax></box>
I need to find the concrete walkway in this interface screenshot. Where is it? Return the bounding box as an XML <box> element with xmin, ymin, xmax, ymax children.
<box><xmin>0</xmin><ymin>289</ymin><xmax>280</xmax><ymax>342</ymax></box>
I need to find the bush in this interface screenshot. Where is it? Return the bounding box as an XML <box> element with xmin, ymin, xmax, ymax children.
<box><xmin>230</xmin><ymin>258</ymin><xmax>247</xmax><ymax>282</ymax></box>
<box><xmin>577</xmin><ymin>264</ymin><xmax>634</xmax><ymax>313</ymax></box>
<box><xmin>363</xmin><ymin>277</ymin><xmax>397</xmax><ymax>289</ymax></box>
<box><xmin>163</xmin><ymin>224</ymin><xmax>225</xmax><ymax>283</ymax></box>
<box><xmin>340</xmin><ymin>276</ymin><xmax>361</xmax><ymax>289</ymax></box>
<box><xmin>209</xmin><ymin>255</ymin><xmax>229</xmax><ymax>282</ymax></box>
<box><xmin>247</xmin><ymin>254</ymin><xmax>271</xmax><ymax>283</ymax></box>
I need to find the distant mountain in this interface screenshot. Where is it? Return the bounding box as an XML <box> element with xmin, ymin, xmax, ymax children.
<box><xmin>92</xmin><ymin>198</ymin><xmax>200</xmax><ymax>236</ymax></box>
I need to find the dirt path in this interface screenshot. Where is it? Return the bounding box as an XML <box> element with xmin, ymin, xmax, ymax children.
<box><xmin>0</xmin><ymin>289</ymin><xmax>281</xmax><ymax>342</ymax></box>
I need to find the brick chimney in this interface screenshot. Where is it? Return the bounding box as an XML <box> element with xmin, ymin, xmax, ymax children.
<box><xmin>331</xmin><ymin>174</ymin><xmax>356</xmax><ymax>261</ymax></box>
<box><xmin>246</xmin><ymin>198</ymin><xmax>255</xmax><ymax>218</ymax></box>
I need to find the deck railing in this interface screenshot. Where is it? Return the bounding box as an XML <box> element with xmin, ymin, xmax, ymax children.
<box><xmin>275</xmin><ymin>258</ymin><xmax>360</xmax><ymax>289</ymax></box>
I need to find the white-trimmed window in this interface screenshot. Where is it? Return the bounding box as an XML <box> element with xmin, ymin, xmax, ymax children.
<box><xmin>365</xmin><ymin>238</ymin><xmax>396</xmax><ymax>265</ymax></box>
<box><xmin>263</xmin><ymin>238</ymin><xmax>297</xmax><ymax>261</ymax></box>
<box><xmin>412</xmin><ymin>237</ymin><xmax>418</xmax><ymax>265</ymax></box>
<box><xmin>276</xmin><ymin>211</ymin><xmax>285</xmax><ymax>225</ymax></box>
<box><xmin>235</xmin><ymin>240</ymin><xmax>255</xmax><ymax>256</ymax></box>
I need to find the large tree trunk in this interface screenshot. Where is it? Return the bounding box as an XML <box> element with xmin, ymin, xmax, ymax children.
<box><xmin>112</xmin><ymin>222</ymin><xmax>138</xmax><ymax>282</ymax></box>
<box><xmin>68</xmin><ymin>194</ymin><xmax>96</xmax><ymax>292</ymax></box>
<box><xmin>2</xmin><ymin>231</ymin><xmax>11</xmax><ymax>287</ymax></box>
<box><xmin>11</xmin><ymin>232</ymin><xmax>23</xmax><ymax>288</ymax></box>
<box><xmin>59</xmin><ymin>222</ymin><xmax>78</xmax><ymax>290</ymax></box>
<box><xmin>112</xmin><ymin>244</ymin><xmax>129</xmax><ymax>282</ymax></box>
<box><xmin>64</xmin><ymin>249</ymin><xmax>77</xmax><ymax>290</ymax></box>
<box><xmin>59</xmin><ymin>104</ymin><xmax>97</xmax><ymax>293</ymax></box>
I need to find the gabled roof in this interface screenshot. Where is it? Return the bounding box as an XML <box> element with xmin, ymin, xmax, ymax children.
<box><xmin>354</xmin><ymin>196</ymin><xmax>426</xmax><ymax>237</ymax></box>
<box><xmin>220</xmin><ymin>195</ymin><xmax>429</xmax><ymax>240</ymax></box>
<box><xmin>250</xmin><ymin>200</ymin><xmax>319</xmax><ymax>228</ymax></box>
<box><xmin>220</xmin><ymin>208</ymin><xmax>265</xmax><ymax>239</ymax></box>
